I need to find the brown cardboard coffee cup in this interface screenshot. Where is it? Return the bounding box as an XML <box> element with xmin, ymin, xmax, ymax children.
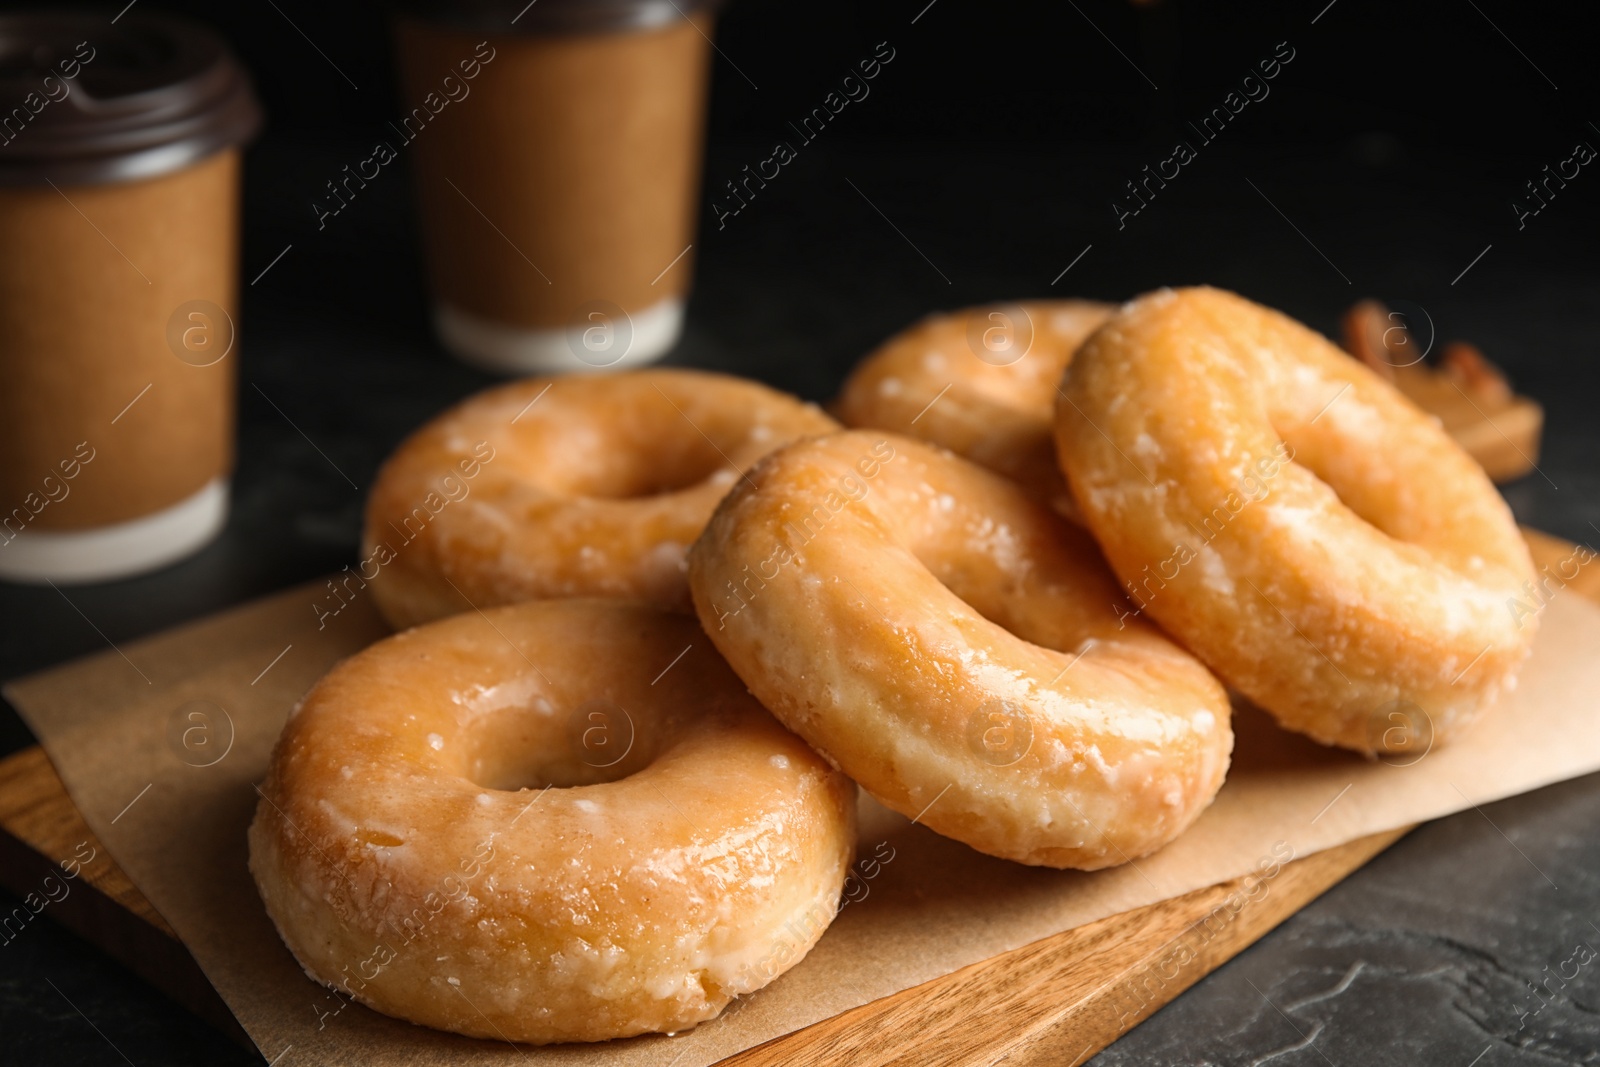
<box><xmin>0</xmin><ymin>12</ymin><xmax>261</xmax><ymax>584</ymax></box>
<box><xmin>393</xmin><ymin>0</ymin><xmax>719</xmax><ymax>374</ymax></box>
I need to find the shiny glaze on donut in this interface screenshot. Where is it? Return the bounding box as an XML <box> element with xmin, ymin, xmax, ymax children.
<box><xmin>836</xmin><ymin>301</ymin><xmax>1113</xmax><ymax>514</ymax></box>
<box><xmin>689</xmin><ymin>431</ymin><xmax>1232</xmax><ymax>869</ymax></box>
<box><xmin>1056</xmin><ymin>287</ymin><xmax>1537</xmax><ymax>752</ymax></box>
<box><xmin>364</xmin><ymin>370</ymin><xmax>838</xmax><ymax>628</ymax></box>
<box><xmin>248</xmin><ymin>600</ymin><xmax>856</xmax><ymax>1043</ymax></box>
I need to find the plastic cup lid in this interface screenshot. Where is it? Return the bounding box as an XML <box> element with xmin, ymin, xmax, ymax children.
<box><xmin>393</xmin><ymin>0</ymin><xmax>726</xmax><ymax>35</ymax></box>
<box><xmin>0</xmin><ymin>11</ymin><xmax>262</xmax><ymax>187</ymax></box>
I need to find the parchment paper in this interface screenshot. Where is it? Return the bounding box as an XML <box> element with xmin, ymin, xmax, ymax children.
<box><xmin>8</xmin><ymin>577</ymin><xmax>1600</xmax><ymax>1067</ymax></box>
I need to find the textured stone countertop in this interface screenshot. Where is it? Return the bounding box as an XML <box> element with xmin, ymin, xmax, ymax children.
<box><xmin>1</xmin><ymin>130</ymin><xmax>1596</xmax><ymax>1065</ymax></box>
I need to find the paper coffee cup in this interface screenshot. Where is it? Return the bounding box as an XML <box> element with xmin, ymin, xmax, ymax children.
<box><xmin>393</xmin><ymin>0</ymin><xmax>719</xmax><ymax>374</ymax></box>
<box><xmin>0</xmin><ymin>13</ymin><xmax>261</xmax><ymax>584</ymax></box>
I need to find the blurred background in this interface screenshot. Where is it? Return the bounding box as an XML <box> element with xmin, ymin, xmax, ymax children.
<box><xmin>1</xmin><ymin>0</ymin><xmax>1597</xmax><ymax>1061</ymax></box>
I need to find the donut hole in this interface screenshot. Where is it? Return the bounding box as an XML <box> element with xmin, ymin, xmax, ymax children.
<box><xmin>963</xmin><ymin>351</ymin><xmax>1072</xmax><ymax>418</ymax></box>
<box><xmin>924</xmin><ymin>558</ymin><xmax>1027</xmax><ymax>636</ymax></box>
<box><xmin>906</xmin><ymin>499</ymin><xmax>1118</xmax><ymax>652</ymax></box>
<box><xmin>461</xmin><ymin>698</ymin><xmax>658</xmax><ymax>791</ymax></box>
<box><xmin>1272</xmin><ymin>422</ymin><xmax>1417</xmax><ymax>544</ymax></box>
<box><xmin>539</xmin><ymin>428</ymin><xmax>731</xmax><ymax>500</ymax></box>
<box><xmin>922</xmin><ymin>555</ymin><xmax>1104</xmax><ymax>652</ymax></box>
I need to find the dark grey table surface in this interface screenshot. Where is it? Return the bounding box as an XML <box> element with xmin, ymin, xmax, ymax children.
<box><xmin>2</xmin><ymin>97</ymin><xmax>1599</xmax><ymax>1067</ymax></box>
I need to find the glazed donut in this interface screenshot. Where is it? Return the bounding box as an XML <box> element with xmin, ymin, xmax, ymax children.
<box><xmin>363</xmin><ymin>369</ymin><xmax>837</xmax><ymax>628</ymax></box>
<box><xmin>1054</xmin><ymin>287</ymin><xmax>1538</xmax><ymax>753</ymax></box>
<box><xmin>687</xmin><ymin>430</ymin><xmax>1232</xmax><ymax>869</ymax></box>
<box><xmin>835</xmin><ymin>300</ymin><xmax>1113</xmax><ymax>513</ymax></box>
<box><xmin>248</xmin><ymin>599</ymin><xmax>856</xmax><ymax>1044</ymax></box>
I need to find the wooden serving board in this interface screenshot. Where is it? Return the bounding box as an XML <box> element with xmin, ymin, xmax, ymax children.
<box><xmin>1</xmin><ymin>528</ymin><xmax>1590</xmax><ymax>1066</ymax></box>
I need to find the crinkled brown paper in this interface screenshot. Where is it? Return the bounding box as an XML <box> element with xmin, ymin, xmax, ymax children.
<box><xmin>7</xmin><ymin>577</ymin><xmax>1600</xmax><ymax>1066</ymax></box>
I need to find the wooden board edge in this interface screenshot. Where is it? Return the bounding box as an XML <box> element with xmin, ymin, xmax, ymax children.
<box><xmin>989</xmin><ymin>828</ymin><xmax>1407</xmax><ymax>1067</ymax></box>
<box><xmin>0</xmin><ymin>753</ymin><xmax>253</xmax><ymax>1048</ymax></box>
<box><xmin>720</xmin><ymin>829</ymin><xmax>1408</xmax><ymax>1067</ymax></box>
<box><xmin>0</xmin><ymin>745</ymin><xmax>174</xmax><ymax>935</ymax></box>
